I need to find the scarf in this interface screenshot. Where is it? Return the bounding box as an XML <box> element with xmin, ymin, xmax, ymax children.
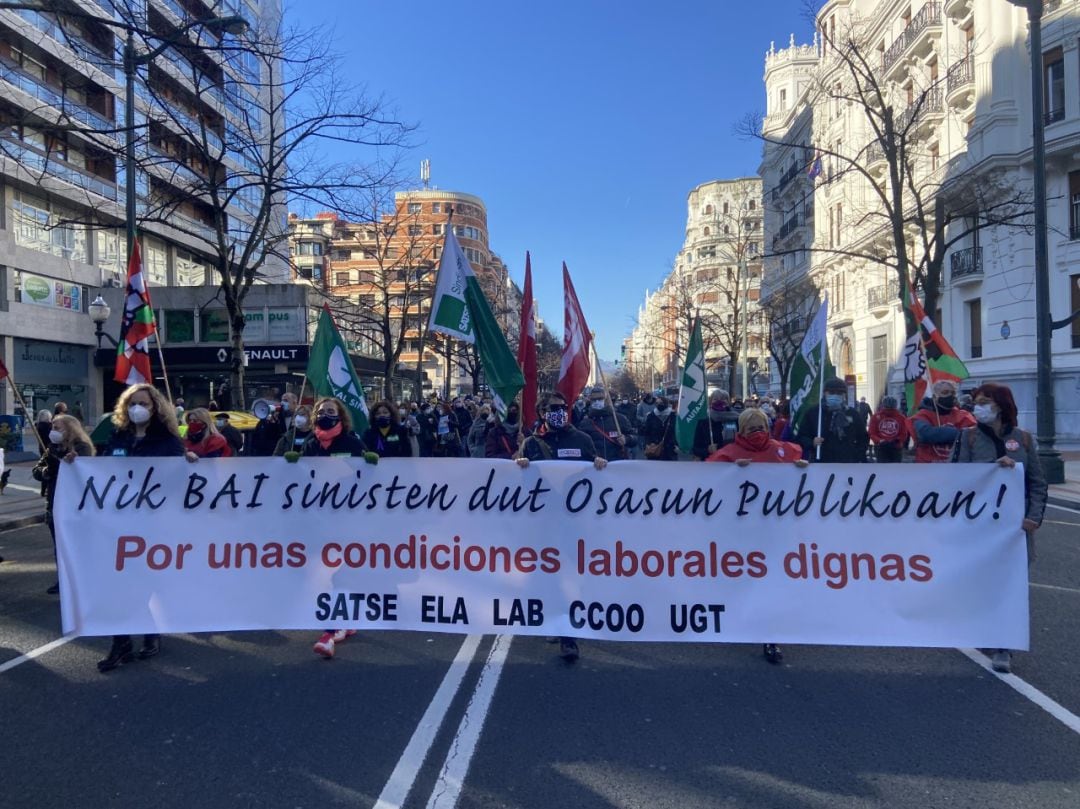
<box><xmin>315</xmin><ymin>422</ymin><xmax>343</xmax><ymax>450</ymax></box>
<box><xmin>736</xmin><ymin>431</ymin><xmax>771</xmax><ymax>453</ymax></box>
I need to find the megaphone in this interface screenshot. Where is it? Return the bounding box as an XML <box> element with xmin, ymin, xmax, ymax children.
<box><xmin>252</xmin><ymin>399</ymin><xmax>274</xmax><ymax>420</ymax></box>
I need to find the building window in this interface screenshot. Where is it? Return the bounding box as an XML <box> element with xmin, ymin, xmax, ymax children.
<box><xmin>143</xmin><ymin>237</ymin><xmax>167</xmax><ymax>287</ymax></box>
<box><xmin>1069</xmin><ymin>171</ymin><xmax>1080</xmax><ymax>239</ymax></box>
<box><xmin>779</xmin><ymin>88</ymin><xmax>787</xmax><ymax>111</ymax></box>
<box><xmin>336</xmin><ymin>272</ymin><xmax>351</xmax><ymax>286</ymax></box>
<box><xmin>164</xmin><ymin>310</ymin><xmax>195</xmax><ymax>343</ymax></box>
<box><xmin>703</xmin><ymin>226</ymin><xmax>711</xmax><ymax>236</ymax></box>
<box><xmin>723</xmin><ymin>202</ymin><xmax>729</xmax><ymax>214</ymax></box>
<box><xmin>407</xmin><ymin>202</ymin><xmax>422</xmax><ymax>214</ymax></box>
<box><xmin>1044</xmin><ymin>48</ymin><xmax>1065</xmax><ymax>123</ymax></box>
<box><xmin>296</xmin><ymin>241</ymin><xmax>323</xmax><ymax>256</ymax></box>
<box><xmin>432</xmin><ymin>224</ymin><xmax>443</xmax><ymax>236</ymax></box>
<box><xmin>967</xmin><ymin>298</ymin><xmax>982</xmax><ymax>358</ymax></box>
<box><xmin>175</xmin><ymin>250</ymin><xmax>208</xmax><ymax>286</ymax></box>
<box><xmin>930</xmin><ymin>143</ymin><xmax>939</xmax><ymax>172</ymax></box>
<box><xmin>432</xmin><ymin>202</ymin><xmax>441</xmax><ymax>214</ymax></box>
<box><xmin>408</xmin><ymin>225</ymin><xmax>422</xmax><ymax>236</ymax></box>
<box><xmin>749</xmin><ymin>200</ymin><xmax>756</xmax><ymax>210</ymax></box>
<box><xmin>705</xmin><ymin>204</ymin><xmax>713</xmax><ymax>215</ymax></box>
<box><xmin>11</xmin><ymin>191</ymin><xmax>87</xmax><ymax>263</ymax></box>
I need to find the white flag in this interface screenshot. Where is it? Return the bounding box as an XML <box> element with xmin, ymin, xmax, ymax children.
<box><xmin>428</xmin><ymin>229</ymin><xmax>475</xmax><ymax>344</ymax></box>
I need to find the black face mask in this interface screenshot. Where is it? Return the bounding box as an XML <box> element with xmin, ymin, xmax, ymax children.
<box><xmin>937</xmin><ymin>396</ymin><xmax>956</xmax><ymax>410</ymax></box>
<box><xmin>506</xmin><ymin>411</ymin><xmax>519</xmax><ymax>424</ymax></box>
<box><xmin>316</xmin><ymin>414</ymin><xmax>340</xmax><ymax>430</ymax></box>
<box><xmin>375</xmin><ymin>416</ymin><xmax>391</xmax><ymax>427</ymax></box>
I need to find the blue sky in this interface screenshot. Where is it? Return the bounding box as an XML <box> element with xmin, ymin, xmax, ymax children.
<box><xmin>293</xmin><ymin>0</ymin><xmax>815</xmax><ymax>360</ymax></box>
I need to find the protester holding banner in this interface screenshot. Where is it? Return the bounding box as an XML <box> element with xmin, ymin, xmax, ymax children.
<box><xmin>579</xmin><ymin>385</ymin><xmax>635</xmax><ymax>462</ymax></box>
<box><xmin>183</xmin><ymin>408</ymin><xmax>233</xmax><ymax>459</ymax></box>
<box><xmin>272</xmin><ymin>404</ymin><xmax>313</xmax><ymax>457</ymax></box>
<box><xmin>641</xmin><ymin>396</ymin><xmax>678</xmax><ymax>461</ymax></box>
<box><xmin>796</xmin><ymin>377</ymin><xmax>869</xmax><ymax>463</ymax></box>
<box><xmin>361</xmin><ymin>401</ymin><xmax>414</xmax><ymax>458</ymax></box>
<box><xmin>911</xmin><ymin>380</ymin><xmax>976</xmax><ymax>463</ymax></box>
<box><xmin>706</xmin><ymin>407</ymin><xmax>807</xmax><ymax>664</ymax></box>
<box><xmin>98</xmin><ymin>383</ymin><xmax>188</xmax><ymax>672</ymax></box>
<box><xmin>955</xmin><ymin>382</ymin><xmax>1046</xmax><ymax>674</ymax></box>
<box><xmin>300</xmin><ymin>397</ymin><xmax>373</xmax><ymax>462</ymax></box>
<box><xmin>693</xmin><ymin>389</ymin><xmax>739</xmax><ymax>460</ymax></box>
<box><xmin>32</xmin><ymin>414</ymin><xmax>94</xmax><ymax>595</ymax></box>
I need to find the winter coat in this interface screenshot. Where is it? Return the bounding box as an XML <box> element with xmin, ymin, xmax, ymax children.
<box><xmin>579</xmin><ymin>409</ymin><xmax>636</xmax><ymax>461</ymax></box>
<box><xmin>301</xmin><ymin>431</ymin><xmax>368</xmax><ymax>457</ymax></box>
<box><xmin>33</xmin><ymin>440</ymin><xmax>94</xmax><ymax>512</ymax></box>
<box><xmin>641</xmin><ymin>411</ymin><xmax>678</xmax><ymax>461</ymax></box>
<box><xmin>706</xmin><ymin>434</ymin><xmax>802</xmax><ymax>464</ymax></box>
<box><xmin>518</xmin><ymin>425</ymin><xmax>597</xmax><ymax>463</ymax></box>
<box><xmin>467</xmin><ymin>418</ymin><xmax>490</xmax><ymax>458</ymax></box>
<box><xmin>273</xmin><ymin>429</ymin><xmax>314</xmax><ymax>456</ymax></box>
<box><xmin>911</xmin><ymin>400</ymin><xmax>976</xmax><ymax>462</ymax></box>
<box><xmin>103</xmin><ymin>426</ymin><xmax>185</xmax><ymax>458</ymax></box>
<box><xmin>955</xmin><ymin>424</ymin><xmax>1048</xmax><ymax>526</ymax></box>
<box><xmin>184</xmin><ymin>433</ymin><xmax>232</xmax><ymax>458</ymax></box>
<box><xmin>362</xmin><ymin>423</ymin><xmax>414</xmax><ymax>458</ymax></box>
<box><xmin>485</xmin><ymin>422</ymin><xmax>521</xmax><ymax>460</ymax></box>
<box><xmin>693</xmin><ymin>411</ymin><xmax>739</xmax><ymax>460</ymax></box>
<box><xmin>796</xmin><ymin>404</ymin><xmax>868</xmax><ymax>463</ymax></box>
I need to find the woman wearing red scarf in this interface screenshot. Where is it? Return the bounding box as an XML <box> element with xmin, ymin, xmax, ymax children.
<box><xmin>183</xmin><ymin>408</ymin><xmax>233</xmax><ymax>459</ymax></box>
<box><xmin>707</xmin><ymin>407</ymin><xmax>808</xmax><ymax>665</ymax></box>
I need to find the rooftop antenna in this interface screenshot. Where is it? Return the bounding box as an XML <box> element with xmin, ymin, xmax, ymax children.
<box><xmin>420</xmin><ymin>159</ymin><xmax>431</xmax><ymax>188</ymax></box>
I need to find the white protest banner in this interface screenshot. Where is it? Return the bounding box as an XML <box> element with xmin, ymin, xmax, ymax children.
<box><xmin>55</xmin><ymin>459</ymin><xmax>1029</xmax><ymax>649</ymax></box>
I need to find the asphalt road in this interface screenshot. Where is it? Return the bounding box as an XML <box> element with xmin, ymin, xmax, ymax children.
<box><xmin>1</xmin><ymin>510</ymin><xmax>1078</xmax><ymax>809</ymax></box>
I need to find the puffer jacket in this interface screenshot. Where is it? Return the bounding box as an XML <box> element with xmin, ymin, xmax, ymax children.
<box><xmin>955</xmin><ymin>424</ymin><xmax>1047</xmax><ymax>526</ymax></box>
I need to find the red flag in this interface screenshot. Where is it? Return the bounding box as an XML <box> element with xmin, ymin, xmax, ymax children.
<box><xmin>517</xmin><ymin>252</ymin><xmax>538</xmax><ymax>424</ymax></box>
<box><xmin>0</xmin><ymin>357</ymin><xmax>8</xmax><ymax>380</ymax></box>
<box><xmin>557</xmin><ymin>263</ymin><xmax>592</xmax><ymax>404</ymax></box>
<box><xmin>114</xmin><ymin>239</ymin><xmax>157</xmax><ymax>385</ymax></box>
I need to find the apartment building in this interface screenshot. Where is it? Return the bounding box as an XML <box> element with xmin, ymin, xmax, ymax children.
<box><xmin>628</xmin><ymin>177</ymin><xmax>767</xmax><ymax>397</ymax></box>
<box><xmin>0</xmin><ymin>0</ymin><xmax>283</xmax><ymax>425</ymax></box>
<box><xmin>289</xmin><ymin>189</ymin><xmax>516</xmax><ymax>399</ymax></box>
<box><xmin>761</xmin><ymin>0</ymin><xmax>1080</xmax><ymax>440</ymax></box>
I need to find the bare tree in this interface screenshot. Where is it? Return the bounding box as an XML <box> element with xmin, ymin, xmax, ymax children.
<box><xmin>760</xmin><ymin>276</ymin><xmax>817</xmax><ymax>398</ymax></box>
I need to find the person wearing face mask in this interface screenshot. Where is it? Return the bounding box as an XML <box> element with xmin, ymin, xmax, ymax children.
<box><xmin>467</xmin><ymin>404</ymin><xmax>493</xmax><ymax>458</ymax></box>
<box><xmin>796</xmin><ymin>377</ymin><xmax>869</xmax><ymax>463</ymax></box>
<box><xmin>361</xmin><ymin>400</ymin><xmax>414</xmax><ymax>458</ymax></box>
<box><xmin>416</xmin><ymin>402</ymin><xmax>438</xmax><ymax>457</ymax></box>
<box><xmin>451</xmin><ymin>397</ymin><xmax>473</xmax><ymax>437</ymax></box>
<box><xmin>215</xmin><ymin>412</ymin><xmax>245</xmax><ymax>456</ymax></box>
<box><xmin>579</xmin><ymin>385</ymin><xmax>636</xmax><ymax>462</ymax></box>
<box><xmin>516</xmin><ymin>391</ymin><xmax>607</xmax><ymax>662</ymax></box>
<box><xmin>32</xmin><ymin>414</ymin><xmax>95</xmax><ymax>595</ymax></box>
<box><xmin>272</xmin><ymin>405</ymin><xmax>314</xmax><ymax>456</ymax></box>
<box><xmin>98</xmin><ymin>383</ymin><xmax>190</xmax><ymax>672</ymax></box>
<box><xmin>954</xmin><ymin>382</ymin><xmax>1046</xmax><ymax>674</ymax></box>
<box><xmin>183</xmin><ymin>408</ymin><xmax>232</xmax><ymax>459</ymax></box>
<box><xmin>693</xmin><ymin>389</ymin><xmax>739</xmax><ymax>460</ymax></box>
<box><xmin>707</xmin><ymin>407</ymin><xmax>807</xmax><ymax>664</ymax></box>
<box><xmin>636</xmin><ymin>393</ymin><xmax>655</xmax><ymax>430</ymax></box>
<box><xmin>433</xmin><ymin>402</ymin><xmax>465</xmax><ymax>458</ymax></box>
<box><xmin>911</xmin><ymin>379</ymin><xmax>976</xmax><ymax>463</ymax></box>
<box><xmin>484</xmin><ymin>402</ymin><xmax>522</xmax><ymax>459</ymax></box>
<box><xmin>641</xmin><ymin>396</ymin><xmax>679</xmax><ymax>461</ymax></box>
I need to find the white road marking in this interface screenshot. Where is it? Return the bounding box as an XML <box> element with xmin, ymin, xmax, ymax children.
<box><xmin>2</xmin><ymin>483</ymin><xmax>39</xmax><ymax>494</ymax></box>
<box><xmin>0</xmin><ymin>634</ymin><xmax>75</xmax><ymax>674</ymax></box>
<box><xmin>425</xmin><ymin>635</ymin><xmax>513</xmax><ymax>809</ymax></box>
<box><xmin>1031</xmin><ymin>582</ymin><xmax>1080</xmax><ymax>595</ymax></box>
<box><xmin>958</xmin><ymin>648</ymin><xmax>1080</xmax><ymax>735</ymax></box>
<box><xmin>373</xmin><ymin>635</ymin><xmax>483</xmax><ymax>809</ymax></box>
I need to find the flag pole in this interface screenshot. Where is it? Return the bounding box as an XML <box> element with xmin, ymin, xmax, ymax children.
<box><xmin>816</xmin><ymin>309</ymin><xmax>826</xmax><ymax>462</ymax></box>
<box><xmin>126</xmin><ymin>237</ymin><xmax>174</xmax><ymax>404</ymax></box>
<box><xmin>4</xmin><ymin>375</ymin><xmax>47</xmax><ymax>453</ymax></box>
<box><xmin>589</xmin><ymin>338</ymin><xmax>624</xmax><ymax>443</ymax></box>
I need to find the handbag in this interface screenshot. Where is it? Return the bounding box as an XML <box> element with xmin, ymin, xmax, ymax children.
<box><xmin>644</xmin><ymin>419</ymin><xmax>670</xmax><ymax>459</ymax></box>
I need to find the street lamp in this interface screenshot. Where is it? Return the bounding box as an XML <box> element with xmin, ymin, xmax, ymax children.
<box><xmin>89</xmin><ymin>295</ymin><xmax>117</xmax><ymax>349</ymax></box>
<box><xmin>1006</xmin><ymin>0</ymin><xmax>1065</xmax><ymax>483</ymax></box>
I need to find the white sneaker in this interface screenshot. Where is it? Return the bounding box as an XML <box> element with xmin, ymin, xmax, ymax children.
<box><xmin>313</xmin><ymin>632</ymin><xmax>336</xmax><ymax>659</ymax></box>
<box><xmin>991</xmin><ymin>650</ymin><xmax>1012</xmax><ymax>673</ymax></box>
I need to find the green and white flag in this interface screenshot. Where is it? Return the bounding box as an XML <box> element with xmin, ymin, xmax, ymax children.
<box><xmin>788</xmin><ymin>296</ymin><xmax>834</xmax><ymax>435</ymax></box>
<box><xmin>429</xmin><ymin>229</ymin><xmax>524</xmax><ymax>416</ymax></box>
<box><xmin>675</xmin><ymin>317</ymin><xmax>707</xmax><ymax>454</ymax></box>
<box><xmin>306</xmin><ymin>306</ymin><xmax>369</xmax><ymax>433</ymax></box>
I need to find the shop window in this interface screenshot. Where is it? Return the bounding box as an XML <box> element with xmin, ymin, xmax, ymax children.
<box><xmin>201</xmin><ymin>309</ymin><xmax>230</xmax><ymax>342</ymax></box>
<box><xmin>165</xmin><ymin>310</ymin><xmax>195</xmax><ymax>343</ymax></box>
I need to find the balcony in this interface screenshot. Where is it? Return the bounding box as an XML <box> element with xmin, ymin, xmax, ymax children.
<box><xmin>897</xmin><ymin>87</ymin><xmax>944</xmax><ymax>134</ymax></box>
<box><xmin>882</xmin><ymin>3</ymin><xmax>942</xmax><ymax>74</ymax></box>
<box><xmin>1</xmin><ymin>137</ymin><xmax>118</xmax><ymax>199</ymax></box>
<box><xmin>0</xmin><ymin>60</ymin><xmax>115</xmax><ymax>135</ymax></box>
<box><xmin>7</xmin><ymin>8</ymin><xmax>116</xmax><ymax>79</ymax></box>
<box><xmin>769</xmin><ymin>162</ymin><xmax>804</xmax><ymax>201</ymax></box>
<box><xmin>867</xmin><ymin>282</ymin><xmax>899</xmax><ymax>312</ymax></box>
<box><xmin>950</xmin><ymin>246</ymin><xmax>982</xmax><ymax>283</ymax></box>
<box><xmin>946</xmin><ymin>55</ymin><xmax>975</xmax><ymax>107</ymax></box>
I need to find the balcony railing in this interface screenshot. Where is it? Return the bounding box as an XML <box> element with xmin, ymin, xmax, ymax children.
<box><xmin>897</xmin><ymin>87</ymin><xmax>943</xmax><ymax>131</ymax></box>
<box><xmin>0</xmin><ymin>60</ymin><xmax>115</xmax><ymax>134</ymax></box>
<box><xmin>946</xmin><ymin>55</ymin><xmax>974</xmax><ymax>94</ymax></box>
<box><xmin>1</xmin><ymin>137</ymin><xmax>118</xmax><ymax>199</ymax></box>
<box><xmin>882</xmin><ymin>3</ymin><xmax>941</xmax><ymax>72</ymax></box>
<box><xmin>950</xmin><ymin>246</ymin><xmax>983</xmax><ymax>279</ymax></box>
<box><xmin>9</xmin><ymin>8</ymin><xmax>117</xmax><ymax>78</ymax></box>
<box><xmin>867</xmin><ymin>282</ymin><xmax>899</xmax><ymax>310</ymax></box>
<box><xmin>770</xmin><ymin>161</ymin><xmax>804</xmax><ymax>200</ymax></box>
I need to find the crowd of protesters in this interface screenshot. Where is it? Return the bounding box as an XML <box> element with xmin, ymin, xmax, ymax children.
<box><xmin>31</xmin><ymin>373</ymin><xmax>1044</xmax><ymax>675</ymax></box>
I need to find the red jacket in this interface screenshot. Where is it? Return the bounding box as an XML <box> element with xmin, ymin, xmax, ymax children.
<box><xmin>910</xmin><ymin>405</ymin><xmax>976</xmax><ymax>462</ymax></box>
<box><xmin>706</xmin><ymin>433</ymin><xmax>803</xmax><ymax>463</ymax></box>
<box><xmin>184</xmin><ymin>433</ymin><xmax>232</xmax><ymax>458</ymax></box>
<box><xmin>868</xmin><ymin>408</ymin><xmax>911</xmax><ymax>447</ymax></box>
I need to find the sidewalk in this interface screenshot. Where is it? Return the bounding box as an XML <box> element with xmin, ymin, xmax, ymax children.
<box><xmin>2</xmin><ymin>455</ymin><xmax>1080</xmax><ymax>533</ymax></box>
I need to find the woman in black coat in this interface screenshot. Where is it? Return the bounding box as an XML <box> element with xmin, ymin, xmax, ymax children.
<box><xmin>641</xmin><ymin>397</ymin><xmax>679</xmax><ymax>461</ymax></box>
<box><xmin>361</xmin><ymin>400</ymin><xmax>413</xmax><ymax>458</ymax></box>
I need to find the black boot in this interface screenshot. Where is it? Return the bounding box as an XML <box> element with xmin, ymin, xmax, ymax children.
<box><xmin>763</xmin><ymin>644</ymin><xmax>784</xmax><ymax>665</ymax></box>
<box><xmin>97</xmin><ymin>637</ymin><xmax>134</xmax><ymax>672</ymax></box>
<box><xmin>136</xmin><ymin>634</ymin><xmax>161</xmax><ymax>660</ymax></box>
<box><xmin>46</xmin><ymin>582</ymin><xmax>59</xmax><ymax>595</ymax></box>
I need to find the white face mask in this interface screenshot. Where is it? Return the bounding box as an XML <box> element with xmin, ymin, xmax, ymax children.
<box><xmin>215</xmin><ymin>419</ymin><xmax>226</xmax><ymax>428</ymax></box>
<box><xmin>128</xmin><ymin>404</ymin><xmax>152</xmax><ymax>425</ymax></box>
<box><xmin>294</xmin><ymin>415</ymin><xmax>309</xmax><ymax>429</ymax></box>
<box><xmin>48</xmin><ymin>429</ymin><xmax>64</xmax><ymax>445</ymax></box>
<box><xmin>972</xmin><ymin>403</ymin><xmax>997</xmax><ymax>424</ymax></box>
<box><xmin>590</xmin><ymin>400</ymin><xmax>606</xmax><ymax>410</ymax></box>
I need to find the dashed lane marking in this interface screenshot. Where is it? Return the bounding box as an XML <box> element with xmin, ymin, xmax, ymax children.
<box><xmin>958</xmin><ymin>648</ymin><xmax>1080</xmax><ymax>736</ymax></box>
<box><xmin>0</xmin><ymin>635</ymin><xmax>75</xmax><ymax>674</ymax></box>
